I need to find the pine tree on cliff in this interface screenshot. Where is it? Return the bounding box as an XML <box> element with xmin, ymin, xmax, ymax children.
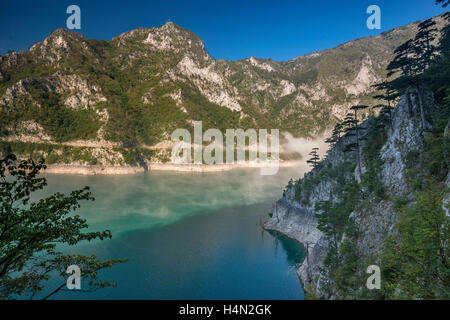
<box><xmin>374</xmin><ymin>81</ymin><xmax>397</xmax><ymax>105</ymax></box>
<box><xmin>386</xmin><ymin>38</ymin><xmax>428</xmax><ymax>132</ymax></box>
<box><xmin>415</xmin><ymin>18</ymin><xmax>439</xmax><ymax>70</ymax></box>
<box><xmin>435</xmin><ymin>0</ymin><xmax>449</xmax><ymax>7</ymax></box>
<box><xmin>342</xmin><ymin>112</ymin><xmax>358</xmax><ymax>165</ymax></box>
<box><xmin>342</xmin><ymin>106</ymin><xmax>368</xmax><ymax>178</ymax></box>
<box><xmin>372</xmin><ymin>104</ymin><xmax>394</xmax><ymax>129</ymax></box>
<box><xmin>325</xmin><ymin>123</ymin><xmax>344</xmax><ymax>149</ymax></box>
<box><xmin>384</xmin><ymin>15</ymin><xmax>442</xmax><ymax>133</ymax></box>
<box><xmin>439</xmin><ymin>12</ymin><xmax>450</xmax><ymax>54</ymax></box>
<box><xmin>307</xmin><ymin>147</ymin><xmax>320</xmax><ymax>168</ymax></box>
<box><xmin>423</xmin><ymin>12</ymin><xmax>450</xmax><ymax>90</ymax></box>
<box><xmin>373</xmin><ymin>82</ymin><xmax>396</xmax><ymax>127</ymax></box>
<box><xmin>387</xmin><ymin>39</ymin><xmax>417</xmax><ymax>78</ymax></box>
<box><xmin>351</xmin><ymin>105</ymin><xmax>368</xmax><ymax>179</ymax></box>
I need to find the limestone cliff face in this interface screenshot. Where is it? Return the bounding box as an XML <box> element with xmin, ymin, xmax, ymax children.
<box><xmin>264</xmin><ymin>129</ymin><xmax>355</xmax><ymax>294</ymax></box>
<box><xmin>263</xmin><ymin>194</ymin><xmax>328</xmax><ymax>294</ymax></box>
<box><xmin>264</xmin><ymin>87</ymin><xmax>446</xmax><ymax>298</ymax></box>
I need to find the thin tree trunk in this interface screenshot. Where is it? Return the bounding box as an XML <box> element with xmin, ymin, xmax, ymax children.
<box><xmin>414</xmin><ymin>85</ymin><xmax>427</xmax><ymax>132</ymax></box>
<box><xmin>306</xmin><ymin>242</ymin><xmax>312</xmax><ymax>283</ymax></box>
<box><xmin>387</xmin><ymin>94</ymin><xmax>393</xmax><ymax>128</ymax></box>
<box><xmin>354</xmin><ymin>109</ymin><xmax>362</xmax><ymax>179</ymax></box>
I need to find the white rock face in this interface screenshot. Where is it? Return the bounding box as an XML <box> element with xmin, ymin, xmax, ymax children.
<box><xmin>306</xmin><ymin>52</ymin><xmax>322</xmax><ymax>58</ymax></box>
<box><xmin>53</xmin><ymin>35</ymin><xmax>69</xmax><ymax>50</ymax></box>
<box><xmin>255</xmin><ymin>81</ymin><xmax>270</xmax><ymax>91</ymax></box>
<box><xmin>247</xmin><ymin>57</ymin><xmax>274</xmax><ymax>72</ymax></box>
<box><xmin>31</xmin><ymin>34</ymin><xmax>68</xmax><ymax>52</ymax></box>
<box><xmin>265</xmin><ymin>198</ymin><xmax>323</xmax><ymax>247</ymax></box>
<box><xmin>0</xmin><ymin>73</ymin><xmax>107</xmax><ymax>111</ymax></box>
<box><xmin>95</xmin><ymin>108</ymin><xmax>110</xmax><ymax>141</ymax></box>
<box><xmin>330</xmin><ymin>100</ymin><xmax>360</xmax><ymax>121</ymax></box>
<box><xmin>143</xmin><ymin>22</ymin><xmax>208</xmax><ymax>59</ymax></box>
<box><xmin>52</xmin><ymin>73</ymin><xmax>107</xmax><ymax>110</ymax></box>
<box><xmin>144</xmin><ymin>25</ymin><xmax>181</xmax><ymax>51</ymax></box>
<box><xmin>264</xmin><ymin>186</ymin><xmax>327</xmax><ymax>291</ymax></box>
<box><xmin>178</xmin><ymin>56</ymin><xmax>221</xmax><ymax>83</ymax></box>
<box><xmin>5</xmin><ymin>120</ymin><xmax>51</xmax><ymax>142</ymax></box>
<box><xmin>89</xmin><ymin>147</ymin><xmax>125</xmax><ymax>166</ymax></box>
<box><xmin>176</xmin><ymin>56</ymin><xmax>242</xmax><ymax>111</ymax></box>
<box><xmin>294</xmin><ymin>92</ymin><xmax>313</xmax><ymax>108</ymax></box>
<box><xmin>299</xmin><ymin>83</ymin><xmax>329</xmax><ymax>102</ymax></box>
<box><xmin>0</xmin><ymin>79</ymin><xmax>33</xmax><ymax>105</ymax></box>
<box><xmin>380</xmin><ymin>88</ymin><xmax>432</xmax><ymax>197</ymax></box>
<box><xmin>29</xmin><ymin>30</ymin><xmax>92</xmax><ymax>64</ymax></box>
<box><xmin>280</xmin><ymin>80</ymin><xmax>296</xmax><ymax>97</ymax></box>
<box><xmin>345</xmin><ymin>55</ymin><xmax>379</xmax><ymax>96</ymax></box>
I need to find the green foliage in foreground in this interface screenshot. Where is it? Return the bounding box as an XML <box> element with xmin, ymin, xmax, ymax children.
<box><xmin>0</xmin><ymin>154</ymin><xmax>126</xmax><ymax>299</ymax></box>
<box><xmin>314</xmin><ymin>170</ymin><xmax>363</xmax><ymax>299</ymax></box>
<box><xmin>382</xmin><ymin>184</ymin><xmax>449</xmax><ymax>299</ymax></box>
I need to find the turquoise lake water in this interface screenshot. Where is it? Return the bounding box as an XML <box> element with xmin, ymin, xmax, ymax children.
<box><xmin>34</xmin><ymin>167</ymin><xmax>307</xmax><ymax>299</ymax></box>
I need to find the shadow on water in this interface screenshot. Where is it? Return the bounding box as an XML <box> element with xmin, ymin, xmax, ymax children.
<box><xmin>265</xmin><ymin>230</ymin><xmax>306</xmax><ymax>268</ymax></box>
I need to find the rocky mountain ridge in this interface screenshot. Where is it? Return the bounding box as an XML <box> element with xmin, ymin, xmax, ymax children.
<box><xmin>0</xmin><ymin>15</ymin><xmax>447</xmax><ymax>167</ymax></box>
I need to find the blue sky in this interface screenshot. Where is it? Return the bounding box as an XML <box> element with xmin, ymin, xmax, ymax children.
<box><xmin>0</xmin><ymin>0</ymin><xmax>447</xmax><ymax>61</ymax></box>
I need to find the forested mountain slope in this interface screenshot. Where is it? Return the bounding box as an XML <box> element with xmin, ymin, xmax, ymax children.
<box><xmin>0</xmin><ymin>15</ymin><xmax>447</xmax><ymax>166</ymax></box>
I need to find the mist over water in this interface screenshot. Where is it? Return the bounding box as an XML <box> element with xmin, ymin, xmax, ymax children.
<box><xmin>281</xmin><ymin>132</ymin><xmax>329</xmax><ymax>162</ymax></box>
<box><xmin>40</xmin><ymin>167</ymin><xmax>305</xmax><ymax>235</ymax></box>
<box><xmin>36</xmin><ymin>167</ymin><xmax>308</xmax><ymax>299</ymax></box>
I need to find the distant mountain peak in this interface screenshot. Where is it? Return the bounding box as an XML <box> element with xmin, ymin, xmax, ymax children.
<box><xmin>161</xmin><ymin>20</ymin><xmax>178</xmax><ymax>29</ymax></box>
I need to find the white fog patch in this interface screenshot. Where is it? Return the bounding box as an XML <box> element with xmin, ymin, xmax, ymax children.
<box><xmin>281</xmin><ymin>132</ymin><xmax>329</xmax><ymax>163</ymax></box>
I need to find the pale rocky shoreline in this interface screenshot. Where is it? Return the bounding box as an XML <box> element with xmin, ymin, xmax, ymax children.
<box><xmin>43</xmin><ymin>164</ymin><xmax>145</xmax><ymax>175</ymax></box>
<box><xmin>43</xmin><ymin>161</ymin><xmax>303</xmax><ymax>175</ymax></box>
